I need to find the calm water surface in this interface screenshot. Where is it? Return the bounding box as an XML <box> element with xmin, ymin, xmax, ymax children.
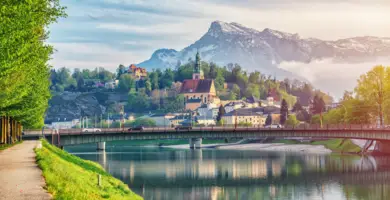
<box><xmin>66</xmin><ymin>143</ymin><xmax>390</xmax><ymax>200</ymax></box>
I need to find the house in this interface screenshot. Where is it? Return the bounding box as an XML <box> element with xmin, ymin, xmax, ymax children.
<box><xmin>51</xmin><ymin>118</ymin><xmax>80</xmax><ymax>129</ymax></box>
<box><xmin>197</xmin><ymin>103</ymin><xmax>219</xmax><ymax>116</ymax></box>
<box><xmin>245</xmin><ymin>96</ymin><xmax>261</xmax><ymax>108</ymax></box>
<box><xmin>222</xmin><ymin>109</ymin><xmax>265</xmax><ymax>126</ymax></box>
<box><xmin>222</xmin><ymin>106</ymin><xmax>281</xmax><ymax>126</ymax></box>
<box><xmin>149</xmin><ymin>113</ymin><xmax>175</xmax><ymax>127</ymax></box>
<box><xmin>260</xmin><ymin>97</ymin><xmax>281</xmax><ymax>108</ymax></box>
<box><xmin>180</xmin><ymin>52</ymin><xmax>220</xmax><ymax>111</ymax></box>
<box><xmin>128</xmin><ymin>64</ymin><xmax>147</xmax><ymax>79</ymax></box>
<box><xmin>224</xmin><ymin>101</ymin><xmax>245</xmax><ymax>113</ymax></box>
<box><xmin>169</xmin><ymin>115</ymin><xmax>191</xmax><ymax>127</ymax></box>
<box><xmin>105</xmin><ymin>80</ymin><xmax>117</xmax><ymax>89</ymax></box>
<box><xmin>196</xmin><ymin>117</ymin><xmax>216</xmax><ymax>126</ymax></box>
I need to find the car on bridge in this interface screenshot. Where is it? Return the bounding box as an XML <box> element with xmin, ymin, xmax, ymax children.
<box><xmin>82</xmin><ymin>128</ymin><xmax>101</xmax><ymax>132</ymax></box>
<box><xmin>175</xmin><ymin>125</ymin><xmax>193</xmax><ymax>131</ymax></box>
<box><xmin>264</xmin><ymin>124</ymin><xmax>283</xmax><ymax>129</ymax></box>
<box><xmin>128</xmin><ymin>126</ymin><xmax>145</xmax><ymax>131</ymax></box>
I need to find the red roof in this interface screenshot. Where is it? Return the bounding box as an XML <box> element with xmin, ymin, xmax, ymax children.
<box><xmin>180</xmin><ymin>79</ymin><xmax>213</xmax><ymax>93</ymax></box>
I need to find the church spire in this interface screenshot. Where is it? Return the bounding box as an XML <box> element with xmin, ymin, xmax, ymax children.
<box><xmin>192</xmin><ymin>51</ymin><xmax>204</xmax><ymax>80</ymax></box>
<box><xmin>195</xmin><ymin>51</ymin><xmax>201</xmax><ymax>73</ymax></box>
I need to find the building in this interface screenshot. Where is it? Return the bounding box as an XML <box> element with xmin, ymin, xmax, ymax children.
<box><xmin>222</xmin><ymin>106</ymin><xmax>281</xmax><ymax>126</ymax></box>
<box><xmin>196</xmin><ymin>117</ymin><xmax>216</xmax><ymax>126</ymax></box>
<box><xmin>180</xmin><ymin>52</ymin><xmax>220</xmax><ymax>111</ymax></box>
<box><xmin>222</xmin><ymin>109</ymin><xmax>265</xmax><ymax>126</ymax></box>
<box><xmin>224</xmin><ymin>101</ymin><xmax>245</xmax><ymax>113</ymax></box>
<box><xmin>51</xmin><ymin>118</ymin><xmax>80</xmax><ymax>129</ymax></box>
<box><xmin>128</xmin><ymin>64</ymin><xmax>147</xmax><ymax>79</ymax></box>
<box><xmin>148</xmin><ymin>113</ymin><xmax>175</xmax><ymax>127</ymax></box>
<box><xmin>105</xmin><ymin>80</ymin><xmax>117</xmax><ymax>89</ymax></box>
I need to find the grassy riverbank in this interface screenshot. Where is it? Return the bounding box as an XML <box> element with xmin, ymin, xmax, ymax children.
<box><xmin>312</xmin><ymin>139</ymin><xmax>361</xmax><ymax>153</ymax></box>
<box><xmin>274</xmin><ymin>139</ymin><xmax>361</xmax><ymax>153</ymax></box>
<box><xmin>35</xmin><ymin>140</ymin><xmax>142</xmax><ymax>200</ymax></box>
<box><xmin>0</xmin><ymin>141</ymin><xmax>23</xmax><ymax>151</ymax></box>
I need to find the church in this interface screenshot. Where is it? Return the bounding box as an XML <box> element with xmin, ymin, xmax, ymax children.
<box><xmin>180</xmin><ymin>52</ymin><xmax>220</xmax><ymax>111</ymax></box>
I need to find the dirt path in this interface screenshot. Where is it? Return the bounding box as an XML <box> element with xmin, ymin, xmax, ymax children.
<box><xmin>0</xmin><ymin>140</ymin><xmax>51</xmax><ymax>200</ymax></box>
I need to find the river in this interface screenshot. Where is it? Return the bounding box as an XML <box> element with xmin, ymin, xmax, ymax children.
<box><xmin>65</xmin><ymin>142</ymin><xmax>390</xmax><ymax>200</ymax></box>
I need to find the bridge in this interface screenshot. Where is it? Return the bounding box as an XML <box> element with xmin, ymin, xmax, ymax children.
<box><xmin>23</xmin><ymin>125</ymin><xmax>390</xmax><ymax>153</ymax></box>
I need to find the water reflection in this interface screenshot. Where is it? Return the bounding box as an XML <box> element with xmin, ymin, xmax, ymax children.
<box><xmin>66</xmin><ymin>145</ymin><xmax>390</xmax><ymax>200</ymax></box>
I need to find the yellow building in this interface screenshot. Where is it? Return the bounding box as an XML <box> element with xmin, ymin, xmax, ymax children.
<box><xmin>222</xmin><ymin>109</ymin><xmax>266</xmax><ymax>126</ymax></box>
<box><xmin>128</xmin><ymin>64</ymin><xmax>147</xmax><ymax>79</ymax></box>
<box><xmin>180</xmin><ymin>52</ymin><xmax>220</xmax><ymax>111</ymax></box>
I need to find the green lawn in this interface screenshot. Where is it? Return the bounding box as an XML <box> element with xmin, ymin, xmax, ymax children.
<box><xmin>35</xmin><ymin>140</ymin><xmax>143</xmax><ymax>200</ymax></box>
<box><xmin>0</xmin><ymin>141</ymin><xmax>23</xmax><ymax>151</ymax></box>
<box><xmin>311</xmin><ymin>139</ymin><xmax>361</xmax><ymax>153</ymax></box>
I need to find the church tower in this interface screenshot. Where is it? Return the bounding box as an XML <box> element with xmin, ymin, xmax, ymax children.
<box><xmin>192</xmin><ymin>51</ymin><xmax>204</xmax><ymax>80</ymax></box>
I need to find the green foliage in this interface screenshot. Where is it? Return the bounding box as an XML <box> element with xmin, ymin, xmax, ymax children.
<box><xmin>130</xmin><ymin>118</ymin><xmax>156</xmax><ymax>127</ymax></box>
<box><xmin>0</xmin><ymin>0</ymin><xmax>66</xmax><ymax>128</ymax></box>
<box><xmin>216</xmin><ymin>119</ymin><xmax>225</xmax><ymax>126</ymax></box>
<box><xmin>280</xmin><ymin>90</ymin><xmax>297</xmax><ymax>108</ymax></box>
<box><xmin>216</xmin><ymin>105</ymin><xmax>226</xmax><ymax>122</ymax></box>
<box><xmin>35</xmin><ymin>140</ymin><xmax>142</xmax><ymax>200</ymax></box>
<box><xmin>214</xmin><ymin>71</ymin><xmax>225</xmax><ymax>91</ymax></box>
<box><xmin>355</xmin><ymin>65</ymin><xmax>390</xmax><ymax>125</ymax></box>
<box><xmin>280</xmin><ymin>99</ymin><xmax>289</xmax><ymax>125</ymax></box>
<box><xmin>286</xmin><ymin>115</ymin><xmax>300</xmax><ymax>126</ymax></box>
<box><xmin>312</xmin><ymin>139</ymin><xmax>360</xmax><ymax>153</ymax></box>
<box><xmin>265</xmin><ymin>114</ymin><xmax>272</xmax><ymax>126</ymax></box>
<box><xmin>118</xmin><ymin>74</ymin><xmax>135</xmax><ymax>92</ymax></box>
<box><xmin>238</xmin><ymin>121</ymin><xmax>252</xmax><ymax>126</ymax></box>
<box><xmin>127</xmin><ymin>89</ymin><xmax>150</xmax><ymax>112</ymax></box>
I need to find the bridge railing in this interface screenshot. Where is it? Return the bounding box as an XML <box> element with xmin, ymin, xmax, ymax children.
<box><xmin>23</xmin><ymin>123</ymin><xmax>390</xmax><ymax>135</ymax></box>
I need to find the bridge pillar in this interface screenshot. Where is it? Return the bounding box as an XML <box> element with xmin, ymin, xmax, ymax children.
<box><xmin>374</xmin><ymin>140</ymin><xmax>390</xmax><ymax>154</ymax></box>
<box><xmin>97</xmin><ymin>142</ymin><xmax>106</xmax><ymax>151</ymax></box>
<box><xmin>189</xmin><ymin>138</ymin><xmax>202</xmax><ymax>149</ymax></box>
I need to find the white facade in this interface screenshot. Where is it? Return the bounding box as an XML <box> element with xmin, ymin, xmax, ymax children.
<box><xmin>51</xmin><ymin>119</ymin><xmax>80</xmax><ymax>129</ymax></box>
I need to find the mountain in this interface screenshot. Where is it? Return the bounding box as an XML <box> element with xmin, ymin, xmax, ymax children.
<box><xmin>139</xmin><ymin>20</ymin><xmax>390</xmax><ymax>71</ymax></box>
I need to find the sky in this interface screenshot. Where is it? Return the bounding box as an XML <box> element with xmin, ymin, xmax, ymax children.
<box><xmin>49</xmin><ymin>0</ymin><xmax>390</xmax><ymax>71</ymax></box>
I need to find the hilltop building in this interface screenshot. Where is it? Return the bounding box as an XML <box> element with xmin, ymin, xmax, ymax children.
<box><xmin>128</xmin><ymin>64</ymin><xmax>147</xmax><ymax>79</ymax></box>
<box><xmin>180</xmin><ymin>52</ymin><xmax>220</xmax><ymax>111</ymax></box>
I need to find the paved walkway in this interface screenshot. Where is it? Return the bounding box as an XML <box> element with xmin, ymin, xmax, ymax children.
<box><xmin>0</xmin><ymin>141</ymin><xmax>51</xmax><ymax>200</ymax></box>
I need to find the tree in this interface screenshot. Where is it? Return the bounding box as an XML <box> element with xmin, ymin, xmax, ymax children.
<box><xmin>149</xmin><ymin>71</ymin><xmax>159</xmax><ymax>90</ymax></box>
<box><xmin>160</xmin><ymin>68</ymin><xmax>174</xmax><ymax>89</ymax></box>
<box><xmin>355</xmin><ymin>65</ymin><xmax>390</xmax><ymax>126</ymax></box>
<box><xmin>131</xmin><ymin>118</ymin><xmax>156</xmax><ymax>127</ymax></box>
<box><xmin>118</xmin><ymin>74</ymin><xmax>135</xmax><ymax>92</ymax></box>
<box><xmin>249</xmin><ymin>71</ymin><xmax>260</xmax><ymax>84</ymax></box>
<box><xmin>0</xmin><ymin>0</ymin><xmax>66</xmax><ymax>128</ymax></box>
<box><xmin>216</xmin><ymin>105</ymin><xmax>226</xmax><ymax>122</ymax></box>
<box><xmin>227</xmin><ymin>91</ymin><xmax>237</xmax><ymax>100</ymax></box>
<box><xmin>116</xmin><ymin>64</ymin><xmax>126</xmax><ymax>79</ymax></box>
<box><xmin>292</xmin><ymin>101</ymin><xmax>303</xmax><ymax>113</ymax></box>
<box><xmin>280</xmin><ymin>99</ymin><xmax>289</xmax><ymax>125</ymax></box>
<box><xmin>145</xmin><ymin>80</ymin><xmax>152</xmax><ymax>94</ymax></box>
<box><xmin>209</xmin><ymin>62</ymin><xmax>217</xmax><ymax>79</ymax></box>
<box><xmin>265</xmin><ymin>114</ymin><xmax>272</xmax><ymax>126</ymax></box>
<box><xmin>286</xmin><ymin>115</ymin><xmax>300</xmax><ymax>126</ymax></box>
<box><xmin>127</xmin><ymin>89</ymin><xmax>150</xmax><ymax>112</ymax></box>
<box><xmin>214</xmin><ymin>71</ymin><xmax>225</xmax><ymax>91</ymax></box>
<box><xmin>232</xmin><ymin>84</ymin><xmax>241</xmax><ymax>99</ymax></box>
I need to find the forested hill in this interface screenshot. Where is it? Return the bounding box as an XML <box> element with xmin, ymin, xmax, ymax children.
<box><xmin>48</xmin><ymin>62</ymin><xmax>333</xmax><ymax>121</ymax></box>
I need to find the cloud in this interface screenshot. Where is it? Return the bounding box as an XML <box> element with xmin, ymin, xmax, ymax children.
<box><xmin>278</xmin><ymin>59</ymin><xmax>390</xmax><ymax>99</ymax></box>
<box><xmin>49</xmin><ymin>42</ymin><xmax>142</xmax><ymax>70</ymax></box>
<box><xmin>49</xmin><ymin>0</ymin><xmax>390</xmax><ymax>78</ymax></box>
